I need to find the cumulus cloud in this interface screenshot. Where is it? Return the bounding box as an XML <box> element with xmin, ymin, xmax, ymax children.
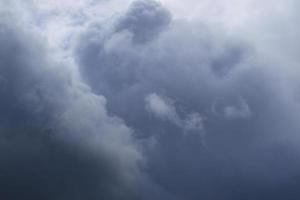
<box><xmin>115</xmin><ymin>0</ymin><xmax>171</xmax><ymax>43</ymax></box>
<box><xmin>0</xmin><ymin>4</ymin><xmax>142</xmax><ymax>200</ymax></box>
<box><xmin>2</xmin><ymin>0</ymin><xmax>300</xmax><ymax>200</ymax></box>
<box><xmin>74</xmin><ymin>0</ymin><xmax>300</xmax><ymax>199</ymax></box>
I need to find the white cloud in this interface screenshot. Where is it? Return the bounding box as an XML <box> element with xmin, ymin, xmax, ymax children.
<box><xmin>145</xmin><ymin>93</ymin><xmax>204</xmax><ymax>136</ymax></box>
<box><xmin>145</xmin><ymin>93</ymin><xmax>179</xmax><ymax>124</ymax></box>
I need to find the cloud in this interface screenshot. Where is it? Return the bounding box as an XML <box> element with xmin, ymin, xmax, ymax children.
<box><xmin>212</xmin><ymin>97</ymin><xmax>252</xmax><ymax>120</ymax></box>
<box><xmin>183</xmin><ymin>112</ymin><xmax>204</xmax><ymax>135</ymax></box>
<box><xmin>2</xmin><ymin>0</ymin><xmax>300</xmax><ymax>200</ymax></box>
<box><xmin>115</xmin><ymin>0</ymin><xmax>171</xmax><ymax>43</ymax></box>
<box><xmin>145</xmin><ymin>93</ymin><xmax>179</xmax><ymax>124</ymax></box>
<box><xmin>0</xmin><ymin>6</ymin><xmax>142</xmax><ymax>200</ymax></box>
<box><xmin>74</xmin><ymin>0</ymin><xmax>300</xmax><ymax>199</ymax></box>
<box><xmin>145</xmin><ymin>93</ymin><xmax>204</xmax><ymax>136</ymax></box>
<box><xmin>223</xmin><ymin>98</ymin><xmax>252</xmax><ymax>119</ymax></box>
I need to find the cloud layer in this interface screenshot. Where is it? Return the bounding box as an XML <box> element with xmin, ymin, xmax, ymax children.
<box><xmin>0</xmin><ymin>3</ymin><xmax>141</xmax><ymax>200</ymax></box>
<box><xmin>1</xmin><ymin>0</ymin><xmax>300</xmax><ymax>199</ymax></box>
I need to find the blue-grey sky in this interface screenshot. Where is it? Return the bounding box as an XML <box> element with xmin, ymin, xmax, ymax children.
<box><xmin>1</xmin><ymin>0</ymin><xmax>300</xmax><ymax>199</ymax></box>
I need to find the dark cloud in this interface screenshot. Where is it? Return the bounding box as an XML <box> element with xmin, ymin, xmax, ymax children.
<box><xmin>116</xmin><ymin>0</ymin><xmax>171</xmax><ymax>43</ymax></box>
<box><xmin>2</xmin><ymin>0</ymin><xmax>300</xmax><ymax>200</ymax></box>
<box><xmin>75</xmin><ymin>0</ymin><xmax>300</xmax><ymax>199</ymax></box>
<box><xmin>0</xmin><ymin>7</ymin><xmax>141</xmax><ymax>200</ymax></box>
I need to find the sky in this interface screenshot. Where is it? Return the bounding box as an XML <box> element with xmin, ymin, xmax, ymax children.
<box><xmin>0</xmin><ymin>0</ymin><xmax>300</xmax><ymax>199</ymax></box>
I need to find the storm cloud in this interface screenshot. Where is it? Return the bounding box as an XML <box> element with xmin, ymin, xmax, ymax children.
<box><xmin>1</xmin><ymin>0</ymin><xmax>300</xmax><ymax>199</ymax></box>
<box><xmin>0</xmin><ymin>3</ymin><xmax>141</xmax><ymax>200</ymax></box>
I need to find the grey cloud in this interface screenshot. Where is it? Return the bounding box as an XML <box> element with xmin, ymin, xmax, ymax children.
<box><xmin>145</xmin><ymin>93</ymin><xmax>180</xmax><ymax>125</ymax></box>
<box><xmin>0</xmin><ymin>7</ymin><xmax>142</xmax><ymax>200</ymax></box>
<box><xmin>223</xmin><ymin>99</ymin><xmax>251</xmax><ymax>119</ymax></box>
<box><xmin>75</xmin><ymin>0</ymin><xmax>300</xmax><ymax>199</ymax></box>
<box><xmin>116</xmin><ymin>0</ymin><xmax>171</xmax><ymax>43</ymax></box>
<box><xmin>145</xmin><ymin>93</ymin><xmax>204</xmax><ymax>136</ymax></box>
<box><xmin>212</xmin><ymin>97</ymin><xmax>252</xmax><ymax>120</ymax></box>
<box><xmin>2</xmin><ymin>0</ymin><xmax>300</xmax><ymax>200</ymax></box>
<box><xmin>182</xmin><ymin>112</ymin><xmax>204</xmax><ymax>135</ymax></box>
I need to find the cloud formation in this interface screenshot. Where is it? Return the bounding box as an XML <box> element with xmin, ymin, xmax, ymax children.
<box><xmin>145</xmin><ymin>93</ymin><xmax>204</xmax><ymax>137</ymax></box>
<box><xmin>1</xmin><ymin>0</ymin><xmax>300</xmax><ymax>200</ymax></box>
<box><xmin>74</xmin><ymin>0</ymin><xmax>300</xmax><ymax>199</ymax></box>
<box><xmin>0</xmin><ymin>4</ymin><xmax>142</xmax><ymax>200</ymax></box>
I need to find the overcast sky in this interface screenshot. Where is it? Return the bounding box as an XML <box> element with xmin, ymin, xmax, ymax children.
<box><xmin>1</xmin><ymin>0</ymin><xmax>300</xmax><ymax>199</ymax></box>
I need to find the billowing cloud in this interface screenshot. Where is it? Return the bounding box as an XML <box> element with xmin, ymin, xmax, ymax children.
<box><xmin>1</xmin><ymin>0</ymin><xmax>300</xmax><ymax>200</ymax></box>
<box><xmin>74</xmin><ymin>0</ymin><xmax>300</xmax><ymax>199</ymax></box>
<box><xmin>0</xmin><ymin>4</ymin><xmax>142</xmax><ymax>200</ymax></box>
<box><xmin>115</xmin><ymin>0</ymin><xmax>171</xmax><ymax>43</ymax></box>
